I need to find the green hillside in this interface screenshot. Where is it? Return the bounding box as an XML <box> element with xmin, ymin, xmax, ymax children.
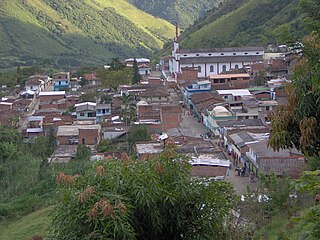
<box><xmin>0</xmin><ymin>0</ymin><xmax>175</xmax><ymax>69</ymax></box>
<box><xmin>0</xmin><ymin>206</ymin><xmax>52</xmax><ymax>240</ymax></box>
<box><xmin>127</xmin><ymin>0</ymin><xmax>224</xmax><ymax>29</ymax></box>
<box><xmin>179</xmin><ymin>0</ymin><xmax>305</xmax><ymax>49</ymax></box>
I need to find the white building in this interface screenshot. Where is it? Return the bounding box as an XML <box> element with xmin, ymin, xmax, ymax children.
<box><xmin>169</xmin><ymin>31</ymin><xmax>264</xmax><ymax>78</ymax></box>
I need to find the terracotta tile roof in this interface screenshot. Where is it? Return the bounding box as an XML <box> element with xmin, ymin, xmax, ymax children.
<box><xmin>190</xmin><ymin>92</ymin><xmax>223</xmax><ymax>104</ymax></box>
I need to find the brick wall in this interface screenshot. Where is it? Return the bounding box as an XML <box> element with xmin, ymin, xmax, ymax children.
<box><xmin>160</xmin><ymin>105</ymin><xmax>182</xmax><ymax>132</ymax></box>
<box><xmin>39</xmin><ymin>95</ymin><xmax>65</xmax><ymax>102</ymax></box>
<box><xmin>79</xmin><ymin>128</ymin><xmax>100</xmax><ymax>145</ymax></box>
<box><xmin>178</xmin><ymin>67</ymin><xmax>198</xmax><ymax>81</ymax></box>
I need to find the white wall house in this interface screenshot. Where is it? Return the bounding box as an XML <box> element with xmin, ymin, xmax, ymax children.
<box><xmin>169</xmin><ymin>35</ymin><xmax>264</xmax><ymax>78</ymax></box>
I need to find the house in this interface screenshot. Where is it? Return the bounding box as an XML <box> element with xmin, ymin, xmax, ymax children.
<box><xmin>53</xmin><ymin>72</ymin><xmax>70</xmax><ymax>91</ymax></box>
<box><xmin>28</xmin><ymin>74</ymin><xmax>50</xmax><ymax>88</ymax></box>
<box><xmin>177</xmin><ymin>67</ymin><xmax>199</xmax><ymax>82</ymax></box>
<box><xmin>160</xmin><ymin>104</ymin><xmax>182</xmax><ymax>132</ymax></box>
<box><xmin>25</xmin><ymin>78</ymin><xmax>45</xmax><ymax>94</ymax></box>
<box><xmin>209</xmin><ymin>73</ymin><xmax>251</xmax><ymax>90</ymax></box>
<box><xmin>188</xmin><ymin>92</ymin><xmax>224</xmax><ymax>123</ymax></box>
<box><xmin>0</xmin><ymin>102</ymin><xmax>13</xmax><ymax>111</ymax></box>
<box><xmin>56</xmin><ymin>125</ymin><xmax>101</xmax><ymax>146</ymax></box>
<box><xmin>216</xmin><ymin>89</ymin><xmax>252</xmax><ymax>102</ymax></box>
<box><xmin>125</xmin><ymin>58</ymin><xmax>151</xmax><ymax>75</ymax></box>
<box><xmin>75</xmin><ymin>102</ymin><xmax>97</xmax><ymax>121</ymax></box>
<box><xmin>204</xmin><ymin>106</ymin><xmax>236</xmax><ymax>135</ymax></box>
<box><xmin>48</xmin><ymin>145</ymin><xmax>78</xmax><ymax>163</ymax></box>
<box><xmin>136</xmin><ymin>143</ymin><xmax>163</xmax><ymax>160</ymax></box>
<box><xmin>96</xmin><ymin>103</ymin><xmax>112</xmax><ymax>122</ymax></box>
<box><xmin>83</xmin><ymin>72</ymin><xmax>101</xmax><ymax>86</ymax></box>
<box><xmin>169</xmin><ymin>31</ymin><xmax>264</xmax><ymax>78</ymax></box>
<box><xmin>217</xmin><ymin>119</ymin><xmax>269</xmax><ymax>148</ymax></box>
<box><xmin>228</xmin><ymin>131</ymin><xmax>259</xmax><ymax>168</ymax></box>
<box><xmin>69</xmin><ymin>78</ymin><xmax>81</xmax><ymax>91</ymax></box>
<box><xmin>23</xmin><ymin>116</ymin><xmax>45</xmax><ymax>141</ymax></box>
<box><xmin>42</xmin><ymin>115</ymin><xmax>73</xmax><ymax>136</ymax></box>
<box><xmin>227</xmin><ymin>97</ymin><xmax>278</xmax><ymax>120</ymax></box>
<box><xmin>39</xmin><ymin>91</ymin><xmax>66</xmax><ymax>102</ymax></box>
<box><xmin>190</xmin><ymin>155</ymin><xmax>231</xmax><ymax>178</ymax></box>
<box><xmin>75</xmin><ymin>102</ymin><xmax>112</xmax><ymax>122</ymax></box>
<box><xmin>138</xmin><ymin>88</ymin><xmax>170</xmax><ymax>103</ymax></box>
<box><xmin>245</xmin><ymin>140</ymin><xmax>306</xmax><ymax>178</ymax></box>
<box><xmin>183</xmin><ymin>80</ymin><xmax>212</xmax><ymax>99</ymax></box>
<box><xmin>20</xmin><ymin>90</ymin><xmax>36</xmax><ymax>100</ymax></box>
<box><xmin>176</xmin><ymin>140</ymin><xmax>230</xmax><ymax>178</ymax></box>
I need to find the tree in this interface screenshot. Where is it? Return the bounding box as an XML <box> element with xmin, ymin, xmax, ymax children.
<box><xmin>268</xmin><ymin>0</ymin><xmax>320</xmax><ymax>167</ymax></box>
<box><xmin>132</xmin><ymin>58</ymin><xmax>142</xmax><ymax>85</ymax></box>
<box><xmin>120</xmin><ymin>93</ymin><xmax>136</xmax><ymax>126</ymax></box>
<box><xmin>79</xmin><ymin>77</ymin><xmax>88</xmax><ymax>87</ymax></box>
<box><xmin>127</xmin><ymin>125</ymin><xmax>151</xmax><ymax>148</ymax></box>
<box><xmin>52</xmin><ymin>146</ymin><xmax>236</xmax><ymax>239</ymax></box>
<box><xmin>109</xmin><ymin>57</ymin><xmax>125</xmax><ymax>71</ymax></box>
<box><xmin>253</xmin><ymin>70</ymin><xmax>267</xmax><ymax>86</ymax></box>
<box><xmin>97</xmin><ymin>67</ymin><xmax>133</xmax><ymax>90</ymax></box>
<box><xmin>293</xmin><ymin>170</ymin><xmax>320</xmax><ymax>239</ymax></box>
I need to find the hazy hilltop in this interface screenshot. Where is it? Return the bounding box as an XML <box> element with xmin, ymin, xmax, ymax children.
<box><xmin>127</xmin><ymin>0</ymin><xmax>224</xmax><ymax>29</ymax></box>
<box><xmin>179</xmin><ymin>0</ymin><xmax>305</xmax><ymax>49</ymax></box>
<box><xmin>0</xmin><ymin>0</ymin><xmax>175</xmax><ymax>69</ymax></box>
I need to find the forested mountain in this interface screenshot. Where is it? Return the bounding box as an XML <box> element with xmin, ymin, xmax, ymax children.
<box><xmin>0</xmin><ymin>0</ymin><xmax>175</xmax><ymax>69</ymax></box>
<box><xmin>127</xmin><ymin>0</ymin><xmax>224</xmax><ymax>29</ymax></box>
<box><xmin>178</xmin><ymin>0</ymin><xmax>305</xmax><ymax>49</ymax></box>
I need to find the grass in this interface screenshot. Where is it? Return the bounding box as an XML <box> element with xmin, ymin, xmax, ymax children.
<box><xmin>180</xmin><ymin>0</ymin><xmax>302</xmax><ymax>49</ymax></box>
<box><xmin>253</xmin><ymin>207</ymin><xmax>315</xmax><ymax>240</ymax></box>
<box><xmin>0</xmin><ymin>206</ymin><xmax>53</xmax><ymax>240</ymax></box>
<box><xmin>0</xmin><ymin>0</ymin><xmax>176</xmax><ymax>69</ymax></box>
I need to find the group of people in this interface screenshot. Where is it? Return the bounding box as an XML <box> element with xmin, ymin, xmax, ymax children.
<box><xmin>235</xmin><ymin>167</ymin><xmax>255</xmax><ymax>182</ymax></box>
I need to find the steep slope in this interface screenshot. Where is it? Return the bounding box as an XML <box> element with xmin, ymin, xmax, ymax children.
<box><xmin>127</xmin><ymin>0</ymin><xmax>224</xmax><ymax>29</ymax></box>
<box><xmin>0</xmin><ymin>0</ymin><xmax>175</xmax><ymax>69</ymax></box>
<box><xmin>179</xmin><ymin>0</ymin><xmax>305</xmax><ymax>49</ymax></box>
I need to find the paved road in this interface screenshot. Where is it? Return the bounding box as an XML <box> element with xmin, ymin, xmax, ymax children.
<box><xmin>179</xmin><ymin>109</ymin><xmax>205</xmax><ymax>138</ymax></box>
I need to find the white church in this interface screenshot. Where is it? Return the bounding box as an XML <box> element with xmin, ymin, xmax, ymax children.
<box><xmin>169</xmin><ymin>27</ymin><xmax>264</xmax><ymax>78</ymax></box>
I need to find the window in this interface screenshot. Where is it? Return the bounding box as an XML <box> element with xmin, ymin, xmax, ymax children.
<box><xmin>256</xmin><ymin>52</ymin><xmax>260</xmax><ymax>54</ymax></box>
<box><xmin>184</xmin><ymin>54</ymin><xmax>187</xmax><ymax>57</ymax></box>
<box><xmin>196</xmin><ymin>54</ymin><xmax>199</xmax><ymax>56</ymax></box>
<box><xmin>254</xmin><ymin>116</ymin><xmax>258</xmax><ymax>119</ymax></box>
<box><xmin>224</xmin><ymin>95</ymin><xmax>228</xmax><ymax>99</ymax></box>
<box><xmin>198</xmin><ymin>66</ymin><xmax>201</xmax><ymax>72</ymax></box>
<box><xmin>222</xmin><ymin>65</ymin><xmax>227</xmax><ymax>72</ymax></box>
<box><xmin>220</xmin><ymin>53</ymin><xmax>224</xmax><ymax>55</ymax></box>
<box><xmin>80</xmin><ymin>113</ymin><xmax>85</xmax><ymax>116</ymax></box>
<box><xmin>244</xmin><ymin>52</ymin><xmax>248</xmax><ymax>55</ymax></box>
<box><xmin>235</xmin><ymin>64</ymin><xmax>239</xmax><ymax>69</ymax></box>
<box><xmin>266</xmin><ymin>106</ymin><xmax>270</xmax><ymax>111</ymax></box>
<box><xmin>59</xmin><ymin>81</ymin><xmax>61</xmax><ymax>85</ymax></box>
<box><xmin>208</xmin><ymin>53</ymin><xmax>212</xmax><ymax>56</ymax></box>
<box><xmin>88</xmin><ymin>112</ymin><xmax>96</xmax><ymax>117</ymax></box>
<box><xmin>233</xmin><ymin>53</ymin><xmax>236</xmax><ymax>55</ymax></box>
<box><xmin>210</xmin><ymin>65</ymin><xmax>214</xmax><ymax>72</ymax></box>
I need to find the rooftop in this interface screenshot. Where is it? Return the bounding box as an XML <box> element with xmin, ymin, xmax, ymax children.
<box><xmin>209</xmin><ymin>73</ymin><xmax>250</xmax><ymax>79</ymax></box>
<box><xmin>136</xmin><ymin>143</ymin><xmax>163</xmax><ymax>154</ymax></box>
<box><xmin>39</xmin><ymin>91</ymin><xmax>66</xmax><ymax>96</ymax></box>
<box><xmin>216</xmin><ymin>89</ymin><xmax>252</xmax><ymax>96</ymax></box>
<box><xmin>177</xmin><ymin>46</ymin><xmax>265</xmax><ymax>54</ymax></box>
